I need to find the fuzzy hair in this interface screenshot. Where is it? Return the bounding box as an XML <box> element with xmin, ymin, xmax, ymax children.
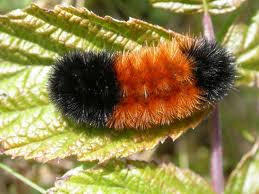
<box><xmin>181</xmin><ymin>38</ymin><xmax>236</xmax><ymax>102</ymax></box>
<box><xmin>108</xmin><ymin>40</ymin><xmax>202</xmax><ymax>129</ymax></box>
<box><xmin>48</xmin><ymin>51</ymin><xmax>121</xmax><ymax>127</ymax></box>
<box><xmin>48</xmin><ymin>38</ymin><xmax>236</xmax><ymax>130</ymax></box>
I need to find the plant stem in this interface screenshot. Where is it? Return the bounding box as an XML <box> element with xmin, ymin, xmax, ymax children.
<box><xmin>210</xmin><ymin>105</ymin><xmax>224</xmax><ymax>194</ymax></box>
<box><xmin>202</xmin><ymin>12</ymin><xmax>215</xmax><ymax>40</ymax></box>
<box><xmin>0</xmin><ymin>162</ymin><xmax>46</xmax><ymax>194</ymax></box>
<box><xmin>202</xmin><ymin>0</ymin><xmax>224</xmax><ymax>193</ymax></box>
<box><xmin>178</xmin><ymin>139</ymin><xmax>189</xmax><ymax>169</ymax></box>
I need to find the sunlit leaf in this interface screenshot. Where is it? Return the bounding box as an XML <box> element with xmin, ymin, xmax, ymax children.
<box><xmin>48</xmin><ymin>160</ymin><xmax>215</xmax><ymax>194</ymax></box>
<box><xmin>223</xmin><ymin>10</ymin><xmax>259</xmax><ymax>87</ymax></box>
<box><xmin>0</xmin><ymin>0</ymin><xmax>32</xmax><ymax>12</ymax></box>
<box><xmin>0</xmin><ymin>5</ymin><xmax>211</xmax><ymax>163</ymax></box>
<box><xmin>225</xmin><ymin>140</ymin><xmax>259</xmax><ymax>194</ymax></box>
<box><xmin>150</xmin><ymin>0</ymin><xmax>247</xmax><ymax>14</ymax></box>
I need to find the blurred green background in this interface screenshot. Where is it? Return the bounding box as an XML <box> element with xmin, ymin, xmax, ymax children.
<box><xmin>0</xmin><ymin>0</ymin><xmax>258</xmax><ymax>193</ymax></box>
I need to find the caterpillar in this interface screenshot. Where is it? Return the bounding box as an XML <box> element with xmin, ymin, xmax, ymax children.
<box><xmin>48</xmin><ymin>37</ymin><xmax>235</xmax><ymax>130</ymax></box>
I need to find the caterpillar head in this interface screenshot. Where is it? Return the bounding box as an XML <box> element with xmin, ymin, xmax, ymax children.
<box><xmin>181</xmin><ymin>38</ymin><xmax>236</xmax><ymax>102</ymax></box>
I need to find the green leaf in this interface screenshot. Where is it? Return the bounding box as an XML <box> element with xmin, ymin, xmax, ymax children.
<box><xmin>0</xmin><ymin>0</ymin><xmax>32</xmax><ymax>12</ymax></box>
<box><xmin>223</xmin><ymin>10</ymin><xmax>259</xmax><ymax>87</ymax></box>
<box><xmin>48</xmin><ymin>160</ymin><xmax>215</xmax><ymax>194</ymax></box>
<box><xmin>0</xmin><ymin>4</ymin><xmax>211</xmax><ymax>163</ymax></box>
<box><xmin>225</xmin><ymin>140</ymin><xmax>259</xmax><ymax>194</ymax></box>
<box><xmin>149</xmin><ymin>0</ymin><xmax>247</xmax><ymax>14</ymax></box>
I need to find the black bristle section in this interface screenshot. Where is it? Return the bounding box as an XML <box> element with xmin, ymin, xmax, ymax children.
<box><xmin>182</xmin><ymin>38</ymin><xmax>236</xmax><ymax>102</ymax></box>
<box><xmin>48</xmin><ymin>51</ymin><xmax>121</xmax><ymax>127</ymax></box>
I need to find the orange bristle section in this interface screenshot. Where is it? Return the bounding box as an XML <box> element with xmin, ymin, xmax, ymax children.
<box><xmin>107</xmin><ymin>39</ymin><xmax>203</xmax><ymax>130</ymax></box>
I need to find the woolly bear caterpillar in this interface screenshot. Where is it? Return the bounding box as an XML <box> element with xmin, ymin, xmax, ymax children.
<box><xmin>48</xmin><ymin>37</ymin><xmax>235</xmax><ymax>130</ymax></box>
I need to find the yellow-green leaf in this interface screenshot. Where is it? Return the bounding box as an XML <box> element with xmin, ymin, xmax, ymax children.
<box><xmin>48</xmin><ymin>160</ymin><xmax>215</xmax><ymax>194</ymax></box>
<box><xmin>225</xmin><ymin>140</ymin><xmax>259</xmax><ymax>194</ymax></box>
<box><xmin>0</xmin><ymin>4</ymin><xmax>211</xmax><ymax>163</ymax></box>
<box><xmin>0</xmin><ymin>0</ymin><xmax>32</xmax><ymax>12</ymax></box>
<box><xmin>223</xmin><ymin>10</ymin><xmax>259</xmax><ymax>87</ymax></box>
<box><xmin>150</xmin><ymin>0</ymin><xmax>247</xmax><ymax>14</ymax></box>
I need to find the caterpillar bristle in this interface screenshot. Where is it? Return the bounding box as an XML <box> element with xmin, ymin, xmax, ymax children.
<box><xmin>180</xmin><ymin>38</ymin><xmax>236</xmax><ymax>102</ymax></box>
<box><xmin>48</xmin><ymin>51</ymin><xmax>121</xmax><ymax>127</ymax></box>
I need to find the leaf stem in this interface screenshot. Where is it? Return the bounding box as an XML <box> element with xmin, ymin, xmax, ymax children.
<box><xmin>202</xmin><ymin>1</ymin><xmax>224</xmax><ymax>193</ymax></box>
<box><xmin>202</xmin><ymin>0</ymin><xmax>209</xmax><ymax>13</ymax></box>
<box><xmin>202</xmin><ymin>5</ymin><xmax>215</xmax><ymax>40</ymax></box>
<box><xmin>0</xmin><ymin>162</ymin><xmax>46</xmax><ymax>194</ymax></box>
<box><xmin>209</xmin><ymin>105</ymin><xmax>224</xmax><ymax>194</ymax></box>
<box><xmin>178</xmin><ymin>139</ymin><xmax>189</xmax><ymax>169</ymax></box>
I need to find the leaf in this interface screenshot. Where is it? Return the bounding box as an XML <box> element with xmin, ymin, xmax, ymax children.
<box><xmin>149</xmin><ymin>0</ymin><xmax>247</xmax><ymax>14</ymax></box>
<box><xmin>223</xmin><ymin>10</ymin><xmax>259</xmax><ymax>87</ymax></box>
<box><xmin>47</xmin><ymin>160</ymin><xmax>215</xmax><ymax>194</ymax></box>
<box><xmin>0</xmin><ymin>4</ymin><xmax>211</xmax><ymax>163</ymax></box>
<box><xmin>225</xmin><ymin>140</ymin><xmax>259</xmax><ymax>194</ymax></box>
<box><xmin>0</xmin><ymin>0</ymin><xmax>32</xmax><ymax>12</ymax></box>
